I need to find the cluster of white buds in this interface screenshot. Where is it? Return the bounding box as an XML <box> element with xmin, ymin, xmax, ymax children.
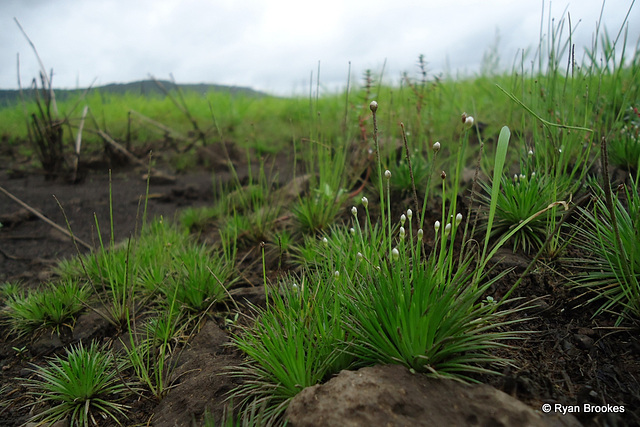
<box><xmin>514</xmin><ymin>173</ymin><xmax>530</xmax><ymax>184</ymax></box>
<box><xmin>462</xmin><ymin>112</ymin><xmax>474</xmax><ymax>128</ymax></box>
<box><xmin>362</xmin><ymin>196</ymin><xmax>368</xmax><ymax>208</ymax></box>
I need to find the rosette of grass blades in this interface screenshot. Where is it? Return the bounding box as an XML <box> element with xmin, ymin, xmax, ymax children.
<box><xmin>568</xmin><ymin>179</ymin><xmax>640</xmax><ymax>323</ymax></box>
<box><xmin>341</xmin><ymin>250</ymin><xmax>528</xmax><ymax>381</ymax></box>
<box><xmin>477</xmin><ymin>172</ymin><xmax>561</xmax><ymax>254</ymax></box>
<box><xmin>3</xmin><ymin>280</ymin><xmax>90</xmax><ymax>338</ymax></box>
<box><xmin>23</xmin><ymin>341</ymin><xmax>136</xmax><ymax>426</ymax></box>
<box><xmin>229</xmin><ymin>272</ymin><xmax>352</xmax><ymax>425</ymax></box>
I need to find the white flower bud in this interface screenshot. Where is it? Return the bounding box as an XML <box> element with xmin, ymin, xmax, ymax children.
<box><xmin>455</xmin><ymin>213</ymin><xmax>462</xmax><ymax>226</ymax></box>
<box><xmin>385</xmin><ymin>170</ymin><xmax>391</xmax><ymax>180</ymax></box>
<box><xmin>357</xmin><ymin>252</ymin><xmax>363</xmax><ymax>260</ymax></box>
<box><xmin>391</xmin><ymin>247</ymin><xmax>399</xmax><ymax>261</ymax></box>
<box><xmin>361</xmin><ymin>196</ymin><xmax>368</xmax><ymax>208</ymax></box>
<box><xmin>322</xmin><ymin>237</ymin><xmax>328</xmax><ymax>246</ymax></box>
<box><xmin>464</xmin><ymin>116</ymin><xmax>474</xmax><ymax>127</ymax></box>
<box><xmin>370</xmin><ymin>100</ymin><xmax>378</xmax><ymax>112</ymax></box>
<box><xmin>334</xmin><ymin>270</ymin><xmax>340</xmax><ymax>278</ymax></box>
<box><xmin>406</xmin><ymin>209</ymin><xmax>412</xmax><ymax>220</ymax></box>
<box><xmin>351</xmin><ymin>206</ymin><xmax>357</xmax><ymax>216</ymax></box>
<box><xmin>531</xmin><ymin>171</ymin><xmax>536</xmax><ymax>179</ymax></box>
<box><xmin>399</xmin><ymin>226</ymin><xmax>405</xmax><ymax>240</ymax></box>
<box><xmin>514</xmin><ymin>174</ymin><xmax>518</xmax><ymax>182</ymax></box>
<box><xmin>350</xmin><ymin>227</ymin><xmax>356</xmax><ymax>235</ymax></box>
<box><xmin>433</xmin><ymin>141</ymin><xmax>441</xmax><ymax>153</ymax></box>
<box><xmin>400</xmin><ymin>214</ymin><xmax>406</xmax><ymax>225</ymax></box>
<box><xmin>519</xmin><ymin>174</ymin><xmax>526</xmax><ymax>181</ymax></box>
<box><xmin>445</xmin><ymin>223</ymin><xmax>452</xmax><ymax>236</ymax></box>
<box><xmin>417</xmin><ymin>228</ymin><xmax>423</xmax><ymax>240</ymax></box>
<box><xmin>434</xmin><ymin>221</ymin><xmax>441</xmax><ymax>232</ymax></box>
<box><xmin>528</xmin><ymin>150</ymin><xmax>534</xmax><ymax>156</ymax></box>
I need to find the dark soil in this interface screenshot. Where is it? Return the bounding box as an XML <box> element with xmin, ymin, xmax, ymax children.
<box><xmin>1</xmin><ymin>146</ymin><xmax>639</xmax><ymax>426</ymax></box>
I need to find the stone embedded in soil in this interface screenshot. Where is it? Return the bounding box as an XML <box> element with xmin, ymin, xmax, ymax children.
<box><xmin>72</xmin><ymin>309</ymin><xmax>112</xmax><ymax>342</ymax></box>
<box><xmin>286</xmin><ymin>364</ymin><xmax>583</xmax><ymax>427</ymax></box>
<box><xmin>28</xmin><ymin>332</ymin><xmax>64</xmax><ymax>356</ymax></box>
<box><xmin>573</xmin><ymin>334</ymin><xmax>594</xmax><ymax>351</ymax></box>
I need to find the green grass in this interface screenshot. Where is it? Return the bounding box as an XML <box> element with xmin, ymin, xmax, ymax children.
<box><xmin>569</xmin><ymin>176</ymin><xmax>640</xmax><ymax>322</ymax></box>
<box><xmin>0</xmin><ymin>7</ymin><xmax>639</xmax><ymax>425</ymax></box>
<box><xmin>24</xmin><ymin>341</ymin><xmax>135</xmax><ymax>426</ymax></box>
<box><xmin>2</xmin><ymin>280</ymin><xmax>90</xmax><ymax>338</ymax></box>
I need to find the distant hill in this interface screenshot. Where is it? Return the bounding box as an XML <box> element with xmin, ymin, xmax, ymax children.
<box><xmin>0</xmin><ymin>80</ymin><xmax>267</xmax><ymax>108</ymax></box>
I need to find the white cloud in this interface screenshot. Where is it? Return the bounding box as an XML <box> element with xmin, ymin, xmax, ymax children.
<box><xmin>0</xmin><ymin>0</ymin><xmax>638</xmax><ymax>96</ymax></box>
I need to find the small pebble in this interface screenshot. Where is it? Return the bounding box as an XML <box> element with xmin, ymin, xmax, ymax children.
<box><xmin>573</xmin><ymin>334</ymin><xmax>594</xmax><ymax>350</ymax></box>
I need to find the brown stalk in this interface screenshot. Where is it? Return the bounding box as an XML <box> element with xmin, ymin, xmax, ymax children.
<box><xmin>0</xmin><ymin>186</ymin><xmax>92</xmax><ymax>250</ymax></box>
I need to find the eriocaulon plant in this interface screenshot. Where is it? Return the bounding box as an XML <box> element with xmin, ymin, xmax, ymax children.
<box><xmin>340</xmin><ymin>164</ymin><xmax>527</xmax><ymax>380</ymax></box>
<box><xmin>477</xmin><ymin>169</ymin><xmax>565</xmax><ymax>255</ymax></box>
<box><xmin>2</xmin><ymin>280</ymin><xmax>90</xmax><ymax>338</ymax></box>
<box><xmin>569</xmin><ymin>174</ymin><xmax>640</xmax><ymax>323</ymax></box>
<box><xmin>229</xmin><ymin>268</ymin><xmax>353</xmax><ymax>425</ymax></box>
<box><xmin>230</xmin><ymin>114</ymin><xmax>534</xmax><ymax>424</ymax></box>
<box><xmin>24</xmin><ymin>341</ymin><xmax>135</xmax><ymax>426</ymax></box>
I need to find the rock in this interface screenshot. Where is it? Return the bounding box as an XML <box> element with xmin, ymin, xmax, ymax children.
<box><xmin>72</xmin><ymin>308</ymin><xmax>111</xmax><ymax>342</ymax></box>
<box><xmin>28</xmin><ymin>332</ymin><xmax>63</xmax><ymax>356</ymax></box>
<box><xmin>286</xmin><ymin>364</ymin><xmax>582</xmax><ymax>427</ymax></box>
<box><xmin>573</xmin><ymin>334</ymin><xmax>594</xmax><ymax>351</ymax></box>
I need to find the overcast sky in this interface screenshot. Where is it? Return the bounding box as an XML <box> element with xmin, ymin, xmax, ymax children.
<box><xmin>1</xmin><ymin>0</ymin><xmax>638</xmax><ymax>96</ymax></box>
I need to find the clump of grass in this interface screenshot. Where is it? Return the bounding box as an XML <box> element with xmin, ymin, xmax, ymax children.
<box><xmin>292</xmin><ymin>186</ymin><xmax>347</xmax><ymax>234</ymax></box>
<box><xmin>122</xmin><ymin>301</ymin><xmax>186</xmax><ymax>400</ymax></box>
<box><xmin>0</xmin><ymin>282</ymin><xmax>21</xmax><ymax>301</ymax></box>
<box><xmin>162</xmin><ymin>244</ymin><xmax>235</xmax><ymax>312</ymax></box>
<box><xmin>2</xmin><ymin>280</ymin><xmax>90</xmax><ymax>337</ymax></box>
<box><xmin>388</xmin><ymin>149</ymin><xmax>430</xmax><ymax>196</ymax></box>
<box><xmin>24</xmin><ymin>341</ymin><xmax>134</xmax><ymax>426</ymax></box>
<box><xmin>569</xmin><ymin>176</ymin><xmax>640</xmax><ymax>322</ymax></box>
<box><xmin>230</xmin><ymin>270</ymin><xmax>352</xmax><ymax>425</ymax></box>
<box><xmin>477</xmin><ymin>170</ymin><xmax>564</xmax><ymax>254</ymax></box>
<box><xmin>608</xmin><ymin>106</ymin><xmax>640</xmax><ymax>172</ymax></box>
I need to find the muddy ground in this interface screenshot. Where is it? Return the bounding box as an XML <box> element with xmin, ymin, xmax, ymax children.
<box><xmin>0</xmin><ymin>147</ymin><xmax>639</xmax><ymax>426</ymax></box>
